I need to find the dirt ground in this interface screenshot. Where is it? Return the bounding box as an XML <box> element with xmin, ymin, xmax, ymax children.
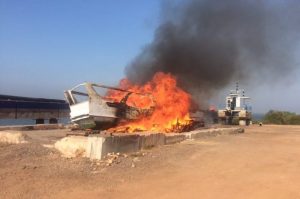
<box><xmin>1</xmin><ymin>125</ymin><xmax>300</xmax><ymax>199</ymax></box>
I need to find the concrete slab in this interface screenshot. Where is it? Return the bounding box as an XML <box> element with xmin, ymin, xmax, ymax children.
<box><xmin>183</xmin><ymin>127</ymin><xmax>244</xmax><ymax>139</ymax></box>
<box><xmin>80</xmin><ymin>133</ymin><xmax>165</xmax><ymax>160</ymax></box>
<box><xmin>165</xmin><ymin>133</ymin><xmax>186</xmax><ymax>145</ymax></box>
<box><xmin>139</xmin><ymin>133</ymin><xmax>165</xmax><ymax>149</ymax></box>
<box><xmin>54</xmin><ymin>127</ymin><xmax>244</xmax><ymax>160</ymax></box>
<box><xmin>102</xmin><ymin>134</ymin><xmax>141</xmax><ymax>155</ymax></box>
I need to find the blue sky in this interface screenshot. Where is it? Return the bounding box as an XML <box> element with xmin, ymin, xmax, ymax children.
<box><xmin>0</xmin><ymin>0</ymin><xmax>160</xmax><ymax>97</ymax></box>
<box><xmin>0</xmin><ymin>0</ymin><xmax>299</xmax><ymax>113</ymax></box>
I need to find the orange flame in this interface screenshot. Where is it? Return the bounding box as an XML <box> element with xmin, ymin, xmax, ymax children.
<box><xmin>106</xmin><ymin>72</ymin><xmax>192</xmax><ymax>132</ymax></box>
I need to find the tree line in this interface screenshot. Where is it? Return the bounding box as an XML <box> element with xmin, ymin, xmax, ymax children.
<box><xmin>263</xmin><ymin>110</ymin><xmax>300</xmax><ymax>125</ymax></box>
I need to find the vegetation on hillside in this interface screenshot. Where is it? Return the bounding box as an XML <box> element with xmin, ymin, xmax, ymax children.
<box><xmin>263</xmin><ymin>110</ymin><xmax>300</xmax><ymax>125</ymax></box>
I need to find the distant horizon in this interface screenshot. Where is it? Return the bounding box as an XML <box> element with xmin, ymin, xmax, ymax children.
<box><xmin>0</xmin><ymin>92</ymin><xmax>296</xmax><ymax>116</ymax></box>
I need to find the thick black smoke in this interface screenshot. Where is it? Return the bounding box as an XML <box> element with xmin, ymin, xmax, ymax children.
<box><xmin>126</xmin><ymin>0</ymin><xmax>300</xmax><ymax>98</ymax></box>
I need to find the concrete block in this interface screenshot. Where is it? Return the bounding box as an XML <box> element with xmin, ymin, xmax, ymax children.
<box><xmin>0</xmin><ymin>131</ymin><xmax>28</xmax><ymax>144</ymax></box>
<box><xmin>139</xmin><ymin>133</ymin><xmax>165</xmax><ymax>149</ymax></box>
<box><xmin>101</xmin><ymin>134</ymin><xmax>141</xmax><ymax>156</ymax></box>
<box><xmin>54</xmin><ymin>134</ymin><xmax>143</xmax><ymax>160</ymax></box>
<box><xmin>183</xmin><ymin>127</ymin><xmax>244</xmax><ymax>139</ymax></box>
<box><xmin>85</xmin><ymin>133</ymin><xmax>166</xmax><ymax>160</ymax></box>
<box><xmin>165</xmin><ymin>133</ymin><xmax>185</xmax><ymax>145</ymax></box>
<box><xmin>218</xmin><ymin>127</ymin><xmax>244</xmax><ymax>135</ymax></box>
<box><xmin>54</xmin><ymin>127</ymin><xmax>244</xmax><ymax>160</ymax></box>
<box><xmin>86</xmin><ymin>136</ymin><xmax>105</xmax><ymax>160</ymax></box>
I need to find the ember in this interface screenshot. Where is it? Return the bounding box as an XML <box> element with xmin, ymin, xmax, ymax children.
<box><xmin>106</xmin><ymin>72</ymin><xmax>192</xmax><ymax>133</ymax></box>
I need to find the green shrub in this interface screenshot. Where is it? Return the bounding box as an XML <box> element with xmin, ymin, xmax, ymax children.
<box><xmin>263</xmin><ymin>110</ymin><xmax>300</xmax><ymax>125</ymax></box>
<box><xmin>290</xmin><ymin>115</ymin><xmax>300</xmax><ymax>125</ymax></box>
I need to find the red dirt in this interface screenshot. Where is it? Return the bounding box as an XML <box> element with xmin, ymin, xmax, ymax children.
<box><xmin>1</xmin><ymin>125</ymin><xmax>300</xmax><ymax>199</ymax></box>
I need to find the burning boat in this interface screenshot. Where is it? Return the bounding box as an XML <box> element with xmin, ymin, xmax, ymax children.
<box><xmin>64</xmin><ymin>82</ymin><xmax>155</xmax><ymax>129</ymax></box>
<box><xmin>65</xmin><ymin>72</ymin><xmax>204</xmax><ymax>132</ymax></box>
